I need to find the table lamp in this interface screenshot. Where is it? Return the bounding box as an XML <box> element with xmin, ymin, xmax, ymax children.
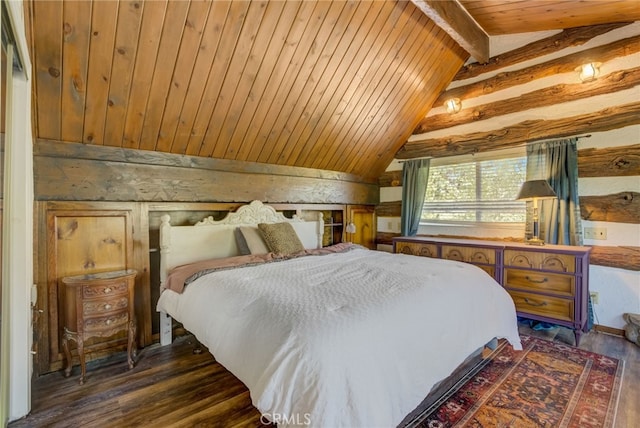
<box><xmin>516</xmin><ymin>179</ymin><xmax>557</xmax><ymax>245</ymax></box>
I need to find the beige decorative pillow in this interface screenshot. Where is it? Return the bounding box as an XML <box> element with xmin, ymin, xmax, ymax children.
<box><xmin>258</xmin><ymin>222</ymin><xmax>305</xmax><ymax>255</ymax></box>
<box><xmin>237</xmin><ymin>226</ymin><xmax>270</xmax><ymax>255</ymax></box>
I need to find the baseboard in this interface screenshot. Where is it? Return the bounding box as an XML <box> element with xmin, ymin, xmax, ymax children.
<box><xmin>594</xmin><ymin>324</ymin><xmax>625</xmax><ymax>337</ymax></box>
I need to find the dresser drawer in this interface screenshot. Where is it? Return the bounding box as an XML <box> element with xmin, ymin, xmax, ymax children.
<box><xmin>504</xmin><ymin>268</ymin><xmax>575</xmax><ymax>297</ymax></box>
<box><xmin>508</xmin><ymin>290</ymin><xmax>573</xmax><ymax>322</ymax></box>
<box><xmin>395</xmin><ymin>242</ymin><xmax>438</xmax><ymax>258</ymax></box>
<box><xmin>478</xmin><ymin>265</ymin><xmax>495</xmax><ymax>278</ymax></box>
<box><xmin>83</xmin><ymin>312</ymin><xmax>129</xmax><ymax>334</ymax></box>
<box><xmin>82</xmin><ymin>296</ymin><xmax>129</xmax><ymax>316</ymax></box>
<box><xmin>442</xmin><ymin>245</ymin><xmax>496</xmax><ymax>264</ymax></box>
<box><xmin>82</xmin><ymin>280</ymin><xmax>129</xmax><ymax>299</ymax></box>
<box><xmin>504</xmin><ymin>250</ymin><xmax>575</xmax><ymax>273</ymax></box>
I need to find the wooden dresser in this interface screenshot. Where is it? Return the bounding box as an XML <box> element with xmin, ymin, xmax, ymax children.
<box><xmin>393</xmin><ymin>237</ymin><xmax>591</xmax><ymax>345</ymax></box>
<box><xmin>62</xmin><ymin>269</ymin><xmax>137</xmax><ymax>384</ymax></box>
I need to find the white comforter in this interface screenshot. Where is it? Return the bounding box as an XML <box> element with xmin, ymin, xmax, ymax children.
<box><xmin>157</xmin><ymin>248</ymin><xmax>521</xmax><ymax>427</ymax></box>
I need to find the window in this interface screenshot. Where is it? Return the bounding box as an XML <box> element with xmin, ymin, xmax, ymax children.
<box><xmin>421</xmin><ymin>153</ymin><xmax>526</xmax><ymax>224</ymax></box>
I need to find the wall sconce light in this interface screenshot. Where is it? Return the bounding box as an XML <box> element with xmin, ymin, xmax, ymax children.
<box><xmin>444</xmin><ymin>97</ymin><xmax>461</xmax><ymax>114</ymax></box>
<box><xmin>345</xmin><ymin>222</ymin><xmax>356</xmax><ymax>234</ymax></box>
<box><xmin>576</xmin><ymin>62</ymin><xmax>601</xmax><ymax>82</ymax></box>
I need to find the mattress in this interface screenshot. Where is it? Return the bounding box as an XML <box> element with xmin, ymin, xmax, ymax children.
<box><xmin>157</xmin><ymin>247</ymin><xmax>522</xmax><ymax>427</ymax></box>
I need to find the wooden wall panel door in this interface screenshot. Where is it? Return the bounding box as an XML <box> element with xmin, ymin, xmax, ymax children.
<box><xmin>45</xmin><ymin>208</ymin><xmax>134</xmax><ymax>373</ymax></box>
<box><xmin>347</xmin><ymin>205</ymin><xmax>376</xmax><ymax>249</ymax></box>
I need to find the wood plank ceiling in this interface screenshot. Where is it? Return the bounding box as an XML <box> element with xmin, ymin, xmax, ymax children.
<box><xmin>24</xmin><ymin>1</ymin><xmax>640</xmax><ymax>180</ymax></box>
<box><xmin>27</xmin><ymin>0</ymin><xmax>467</xmax><ymax>180</ymax></box>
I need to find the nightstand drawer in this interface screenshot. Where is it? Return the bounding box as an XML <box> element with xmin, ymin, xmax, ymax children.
<box><xmin>83</xmin><ymin>312</ymin><xmax>129</xmax><ymax>333</ymax></box>
<box><xmin>395</xmin><ymin>242</ymin><xmax>438</xmax><ymax>258</ymax></box>
<box><xmin>504</xmin><ymin>268</ymin><xmax>575</xmax><ymax>297</ymax></box>
<box><xmin>442</xmin><ymin>245</ymin><xmax>496</xmax><ymax>264</ymax></box>
<box><xmin>82</xmin><ymin>280</ymin><xmax>129</xmax><ymax>299</ymax></box>
<box><xmin>508</xmin><ymin>290</ymin><xmax>573</xmax><ymax>322</ymax></box>
<box><xmin>82</xmin><ymin>296</ymin><xmax>129</xmax><ymax>316</ymax></box>
<box><xmin>504</xmin><ymin>250</ymin><xmax>575</xmax><ymax>273</ymax></box>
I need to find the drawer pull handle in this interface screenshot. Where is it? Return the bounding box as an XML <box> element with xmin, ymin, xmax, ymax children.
<box><xmin>525</xmin><ymin>276</ymin><xmax>548</xmax><ymax>284</ymax></box>
<box><xmin>524</xmin><ymin>297</ymin><xmax>548</xmax><ymax>307</ymax></box>
<box><xmin>104</xmin><ymin>304</ymin><xmax>112</xmax><ymax>310</ymax></box>
<box><xmin>104</xmin><ymin>287</ymin><xmax>112</xmax><ymax>294</ymax></box>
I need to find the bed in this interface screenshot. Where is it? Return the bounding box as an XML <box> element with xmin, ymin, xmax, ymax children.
<box><xmin>156</xmin><ymin>201</ymin><xmax>522</xmax><ymax>427</ymax></box>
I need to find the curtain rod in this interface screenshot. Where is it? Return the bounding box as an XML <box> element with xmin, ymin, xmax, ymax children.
<box><xmin>397</xmin><ymin>134</ymin><xmax>591</xmax><ymax>163</ymax></box>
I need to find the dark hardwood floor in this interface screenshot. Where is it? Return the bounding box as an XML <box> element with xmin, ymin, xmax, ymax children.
<box><xmin>9</xmin><ymin>326</ymin><xmax>639</xmax><ymax>428</ymax></box>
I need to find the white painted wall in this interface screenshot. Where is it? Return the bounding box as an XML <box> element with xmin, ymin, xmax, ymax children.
<box><xmin>384</xmin><ymin>23</ymin><xmax>640</xmax><ymax>329</ymax></box>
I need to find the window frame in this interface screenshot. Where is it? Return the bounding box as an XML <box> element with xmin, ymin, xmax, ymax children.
<box><xmin>419</xmin><ymin>147</ymin><xmax>527</xmax><ymax>228</ymax></box>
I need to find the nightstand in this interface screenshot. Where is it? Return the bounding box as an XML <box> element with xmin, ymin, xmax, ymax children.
<box><xmin>61</xmin><ymin>269</ymin><xmax>137</xmax><ymax>384</ymax></box>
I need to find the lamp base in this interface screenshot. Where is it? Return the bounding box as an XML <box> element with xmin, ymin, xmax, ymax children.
<box><xmin>525</xmin><ymin>237</ymin><xmax>546</xmax><ymax>246</ymax></box>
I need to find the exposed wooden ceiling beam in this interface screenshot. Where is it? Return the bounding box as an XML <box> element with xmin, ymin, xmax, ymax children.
<box><xmin>411</xmin><ymin>0</ymin><xmax>489</xmax><ymax>63</ymax></box>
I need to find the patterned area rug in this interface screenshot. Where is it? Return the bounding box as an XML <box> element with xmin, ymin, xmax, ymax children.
<box><xmin>412</xmin><ymin>335</ymin><xmax>624</xmax><ymax>428</ymax></box>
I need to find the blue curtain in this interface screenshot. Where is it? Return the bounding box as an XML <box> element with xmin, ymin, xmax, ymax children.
<box><xmin>401</xmin><ymin>159</ymin><xmax>430</xmax><ymax>236</ymax></box>
<box><xmin>526</xmin><ymin>138</ymin><xmax>583</xmax><ymax>246</ymax></box>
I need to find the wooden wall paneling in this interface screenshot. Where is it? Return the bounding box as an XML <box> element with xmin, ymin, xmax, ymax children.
<box><xmin>60</xmin><ymin>0</ymin><xmax>92</xmax><ymax>143</ymax></box>
<box><xmin>399</xmin><ymin>101</ymin><xmax>640</xmax><ymax>159</ymax></box>
<box><xmin>256</xmin><ymin>2</ymin><xmax>364</xmax><ymax>166</ymax></box>
<box><xmin>226</xmin><ymin>0</ymin><xmax>305</xmax><ymax>161</ymax></box>
<box><xmin>578</xmin><ymin>144</ymin><xmax>640</xmax><ymax>177</ymax></box>
<box><xmin>121</xmin><ymin>0</ymin><xmax>168</xmax><ymax>149</ymax></box>
<box><xmin>352</xmin><ymin>27</ymin><xmax>466</xmax><ymax>175</ymax></box>
<box><xmin>34</xmin><ymin>156</ymin><xmax>379</xmax><ymax>205</ymax></box>
<box><xmin>210</xmin><ymin>0</ymin><xmax>282</xmax><ymax>160</ymax></box>
<box><xmin>288</xmin><ymin>1</ymin><xmax>384</xmax><ymax>169</ymax></box>
<box><xmin>185</xmin><ymin>1</ymin><xmax>251</xmax><ymax>157</ymax></box>
<box><xmin>297</xmin><ymin>2</ymin><xmax>424</xmax><ymax>172</ymax></box>
<box><xmin>416</xmin><ymin>66</ymin><xmax>640</xmax><ymax>134</ymax></box>
<box><xmin>137</xmin><ymin>1</ymin><xmax>190</xmax><ymax>152</ymax></box>
<box><xmin>459</xmin><ymin>0</ymin><xmax>640</xmax><ymax>35</ymax></box>
<box><xmin>203</xmin><ymin>0</ymin><xmax>272</xmax><ymax>159</ymax></box>
<box><xmin>44</xmin><ymin>203</ymin><xmax>137</xmax><ymax>373</ymax></box>
<box><xmin>82</xmin><ymin>0</ymin><xmax>119</xmax><ymax>145</ymax></box>
<box><xmin>271</xmin><ymin>1</ymin><xmax>360</xmax><ymax>166</ymax></box>
<box><xmin>347</xmin><ymin>205</ymin><xmax>376</xmax><ymax>249</ymax></box>
<box><xmin>324</xmin><ymin>1</ymin><xmax>420</xmax><ymax>172</ymax></box>
<box><xmin>32</xmin><ymin>0</ymin><xmax>63</xmax><ymax>140</ymax></box>
<box><xmin>34</xmin><ymin>202</ymin><xmax>49</xmax><ymax>375</ymax></box>
<box><xmin>170</xmin><ymin>0</ymin><xmax>232</xmax><ymax>155</ymax></box>
<box><xmin>237</xmin><ymin>0</ymin><xmax>327</xmax><ymax>162</ymax></box>
<box><xmin>376</xmin><ymin>201</ymin><xmax>402</xmax><ymax>217</ymax></box>
<box><xmin>378</xmin><ymin>170</ymin><xmax>402</xmax><ymax>187</ymax></box>
<box><xmin>454</xmin><ymin>22</ymin><xmax>632</xmax><ymax>81</ymax></box>
<box><xmin>589</xmin><ymin>245</ymin><xmax>640</xmax><ymax>271</ymax></box>
<box><xmin>102</xmin><ymin>0</ymin><xmax>144</xmax><ymax>148</ymax></box>
<box><xmin>263</xmin><ymin>0</ymin><xmax>359</xmax><ymax>166</ymax></box>
<box><xmin>34</xmin><ymin>139</ymin><xmax>376</xmax><ymax>185</ymax></box>
<box><xmin>154</xmin><ymin>0</ymin><xmax>213</xmax><ymax>153</ymax></box>
<box><xmin>433</xmin><ymin>35</ymin><xmax>640</xmax><ymax>108</ymax></box>
<box><xmin>580</xmin><ymin>192</ymin><xmax>640</xmax><ymax>224</ymax></box>
<box><xmin>132</xmin><ymin>202</ymin><xmax>151</xmax><ymax>347</ymax></box>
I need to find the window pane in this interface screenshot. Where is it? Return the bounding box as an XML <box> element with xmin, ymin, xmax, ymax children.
<box><xmin>422</xmin><ymin>156</ymin><xmax>526</xmax><ymax>223</ymax></box>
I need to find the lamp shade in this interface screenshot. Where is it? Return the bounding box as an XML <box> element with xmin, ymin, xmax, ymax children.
<box><xmin>516</xmin><ymin>180</ymin><xmax>557</xmax><ymax>201</ymax></box>
<box><xmin>345</xmin><ymin>222</ymin><xmax>356</xmax><ymax>234</ymax></box>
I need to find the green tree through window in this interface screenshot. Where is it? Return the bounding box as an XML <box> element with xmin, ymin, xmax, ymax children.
<box><xmin>422</xmin><ymin>156</ymin><xmax>526</xmax><ymax>223</ymax></box>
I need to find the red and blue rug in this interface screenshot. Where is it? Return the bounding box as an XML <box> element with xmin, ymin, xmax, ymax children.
<box><xmin>413</xmin><ymin>335</ymin><xmax>624</xmax><ymax>428</ymax></box>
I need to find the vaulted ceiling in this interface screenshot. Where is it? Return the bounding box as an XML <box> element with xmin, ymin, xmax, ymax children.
<box><xmin>23</xmin><ymin>1</ymin><xmax>640</xmax><ymax>180</ymax></box>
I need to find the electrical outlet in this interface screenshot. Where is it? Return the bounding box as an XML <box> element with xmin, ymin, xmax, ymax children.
<box><xmin>584</xmin><ymin>227</ymin><xmax>607</xmax><ymax>240</ymax></box>
<box><xmin>590</xmin><ymin>291</ymin><xmax>599</xmax><ymax>304</ymax></box>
